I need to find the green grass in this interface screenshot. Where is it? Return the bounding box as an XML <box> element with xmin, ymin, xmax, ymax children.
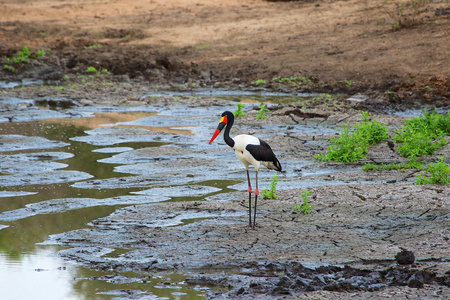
<box><xmin>294</xmin><ymin>189</ymin><xmax>313</xmax><ymax>215</ymax></box>
<box><xmin>315</xmin><ymin>112</ymin><xmax>388</xmax><ymax>162</ymax></box>
<box><xmin>262</xmin><ymin>174</ymin><xmax>279</xmax><ymax>199</ymax></box>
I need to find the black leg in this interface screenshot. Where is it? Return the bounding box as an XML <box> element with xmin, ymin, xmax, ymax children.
<box><xmin>253</xmin><ymin>170</ymin><xmax>258</xmax><ymax>229</ymax></box>
<box><xmin>246</xmin><ymin>169</ymin><xmax>252</xmax><ymax>228</ymax></box>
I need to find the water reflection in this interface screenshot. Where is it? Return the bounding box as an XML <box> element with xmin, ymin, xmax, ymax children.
<box><xmin>0</xmin><ymin>110</ymin><xmax>210</xmax><ymax>299</ymax></box>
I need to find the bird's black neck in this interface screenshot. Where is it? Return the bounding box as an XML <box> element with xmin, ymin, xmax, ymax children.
<box><xmin>224</xmin><ymin>113</ymin><xmax>235</xmax><ymax>148</ymax></box>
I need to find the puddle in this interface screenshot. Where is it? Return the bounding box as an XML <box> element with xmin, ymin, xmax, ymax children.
<box><xmin>0</xmin><ymin>79</ymin><xmax>46</xmax><ymax>89</ymax></box>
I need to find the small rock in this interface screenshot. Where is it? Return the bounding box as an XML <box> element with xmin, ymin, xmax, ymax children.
<box><xmin>346</xmin><ymin>94</ymin><xmax>369</xmax><ymax>103</ymax></box>
<box><xmin>395</xmin><ymin>249</ymin><xmax>415</xmax><ymax>265</ymax></box>
<box><xmin>408</xmin><ymin>278</ymin><xmax>424</xmax><ymax>288</ymax></box>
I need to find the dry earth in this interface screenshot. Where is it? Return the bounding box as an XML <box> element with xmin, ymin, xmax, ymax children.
<box><xmin>0</xmin><ymin>0</ymin><xmax>449</xmax><ymax>103</ymax></box>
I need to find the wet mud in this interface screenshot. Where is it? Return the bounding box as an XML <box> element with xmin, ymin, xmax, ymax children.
<box><xmin>0</xmin><ymin>97</ymin><xmax>449</xmax><ymax>299</ymax></box>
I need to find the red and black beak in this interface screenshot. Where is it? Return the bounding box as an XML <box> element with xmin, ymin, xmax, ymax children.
<box><xmin>209</xmin><ymin>115</ymin><xmax>227</xmax><ymax>144</ymax></box>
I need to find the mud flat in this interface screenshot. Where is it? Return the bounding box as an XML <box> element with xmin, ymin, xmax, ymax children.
<box><xmin>0</xmin><ymin>97</ymin><xmax>440</xmax><ymax>299</ymax></box>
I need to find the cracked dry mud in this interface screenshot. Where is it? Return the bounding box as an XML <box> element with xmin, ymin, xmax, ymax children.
<box><xmin>39</xmin><ymin>102</ymin><xmax>450</xmax><ymax>299</ymax></box>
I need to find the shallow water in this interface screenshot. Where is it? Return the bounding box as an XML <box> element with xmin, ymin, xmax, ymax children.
<box><xmin>0</xmin><ymin>106</ymin><xmax>218</xmax><ymax>299</ymax></box>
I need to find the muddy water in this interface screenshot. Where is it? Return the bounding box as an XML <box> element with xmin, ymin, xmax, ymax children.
<box><xmin>0</xmin><ymin>105</ymin><xmax>203</xmax><ymax>298</ymax></box>
<box><xmin>0</xmin><ymin>95</ymin><xmax>323</xmax><ymax>299</ymax></box>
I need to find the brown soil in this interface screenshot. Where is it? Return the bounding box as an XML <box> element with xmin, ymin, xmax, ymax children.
<box><xmin>1</xmin><ymin>0</ymin><xmax>449</xmax><ymax>102</ymax></box>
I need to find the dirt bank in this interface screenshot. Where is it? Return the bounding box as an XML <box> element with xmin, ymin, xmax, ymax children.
<box><xmin>1</xmin><ymin>0</ymin><xmax>449</xmax><ymax>103</ymax></box>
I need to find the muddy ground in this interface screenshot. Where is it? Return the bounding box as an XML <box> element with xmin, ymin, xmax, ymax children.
<box><xmin>0</xmin><ymin>0</ymin><xmax>449</xmax><ymax>299</ymax></box>
<box><xmin>0</xmin><ymin>97</ymin><xmax>446</xmax><ymax>299</ymax></box>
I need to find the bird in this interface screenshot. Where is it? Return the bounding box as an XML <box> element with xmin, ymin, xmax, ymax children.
<box><xmin>209</xmin><ymin>111</ymin><xmax>282</xmax><ymax>229</ymax></box>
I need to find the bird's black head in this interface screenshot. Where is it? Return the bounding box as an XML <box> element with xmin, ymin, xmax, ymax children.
<box><xmin>209</xmin><ymin>111</ymin><xmax>234</xmax><ymax>144</ymax></box>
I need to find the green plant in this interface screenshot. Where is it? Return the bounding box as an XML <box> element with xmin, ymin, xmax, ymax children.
<box><xmin>3</xmin><ymin>58</ymin><xmax>15</xmax><ymax>73</ymax></box>
<box><xmin>416</xmin><ymin>157</ymin><xmax>450</xmax><ymax>185</ymax></box>
<box><xmin>272</xmin><ymin>76</ymin><xmax>313</xmax><ymax>88</ymax></box>
<box><xmin>256</xmin><ymin>104</ymin><xmax>269</xmax><ymax>120</ymax></box>
<box><xmin>294</xmin><ymin>189</ymin><xmax>313</xmax><ymax>215</ymax></box>
<box><xmin>262</xmin><ymin>174</ymin><xmax>279</xmax><ymax>199</ymax></box>
<box><xmin>344</xmin><ymin>80</ymin><xmax>353</xmax><ymax>87</ymax></box>
<box><xmin>393</xmin><ymin>109</ymin><xmax>450</xmax><ymax>158</ymax></box>
<box><xmin>251</xmin><ymin>79</ymin><xmax>266</xmax><ymax>86</ymax></box>
<box><xmin>35</xmin><ymin>49</ymin><xmax>46</xmax><ymax>58</ymax></box>
<box><xmin>315</xmin><ymin>124</ymin><xmax>369</xmax><ymax>162</ymax></box>
<box><xmin>353</xmin><ymin>111</ymin><xmax>389</xmax><ymax>145</ymax></box>
<box><xmin>363</xmin><ymin>158</ymin><xmax>423</xmax><ymax>171</ymax></box>
<box><xmin>85</xmin><ymin>44</ymin><xmax>103</xmax><ymax>49</ymax></box>
<box><xmin>86</xmin><ymin>66</ymin><xmax>110</xmax><ymax>76</ymax></box>
<box><xmin>233</xmin><ymin>103</ymin><xmax>246</xmax><ymax>117</ymax></box>
<box><xmin>3</xmin><ymin>46</ymin><xmax>46</xmax><ymax>73</ymax></box>
<box><xmin>316</xmin><ymin>112</ymin><xmax>388</xmax><ymax>162</ymax></box>
<box><xmin>392</xmin><ymin>22</ymin><xmax>400</xmax><ymax>31</ymax></box>
<box><xmin>86</xmin><ymin>66</ymin><xmax>97</xmax><ymax>73</ymax></box>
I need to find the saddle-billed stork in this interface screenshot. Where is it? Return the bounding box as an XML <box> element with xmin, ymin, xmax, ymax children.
<box><xmin>209</xmin><ymin>111</ymin><xmax>282</xmax><ymax>229</ymax></box>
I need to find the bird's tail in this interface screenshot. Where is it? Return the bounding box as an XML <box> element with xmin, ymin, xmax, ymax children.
<box><xmin>269</xmin><ymin>157</ymin><xmax>282</xmax><ymax>172</ymax></box>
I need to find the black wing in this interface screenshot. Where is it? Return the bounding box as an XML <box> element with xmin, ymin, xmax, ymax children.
<box><xmin>246</xmin><ymin>139</ymin><xmax>282</xmax><ymax>171</ymax></box>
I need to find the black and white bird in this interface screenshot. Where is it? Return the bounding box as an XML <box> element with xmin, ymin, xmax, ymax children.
<box><xmin>209</xmin><ymin>111</ymin><xmax>282</xmax><ymax>229</ymax></box>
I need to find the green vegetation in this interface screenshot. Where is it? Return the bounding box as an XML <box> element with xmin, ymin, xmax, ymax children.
<box><xmin>272</xmin><ymin>76</ymin><xmax>312</xmax><ymax>88</ymax></box>
<box><xmin>344</xmin><ymin>79</ymin><xmax>353</xmax><ymax>88</ymax></box>
<box><xmin>85</xmin><ymin>44</ymin><xmax>103</xmax><ymax>49</ymax></box>
<box><xmin>363</xmin><ymin>158</ymin><xmax>423</xmax><ymax>171</ymax></box>
<box><xmin>251</xmin><ymin>79</ymin><xmax>266</xmax><ymax>86</ymax></box>
<box><xmin>319</xmin><ymin>109</ymin><xmax>450</xmax><ymax>185</ymax></box>
<box><xmin>294</xmin><ymin>189</ymin><xmax>313</xmax><ymax>215</ymax></box>
<box><xmin>233</xmin><ymin>103</ymin><xmax>246</xmax><ymax>117</ymax></box>
<box><xmin>3</xmin><ymin>46</ymin><xmax>46</xmax><ymax>73</ymax></box>
<box><xmin>416</xmin><ymin>157</ymin><xmax>450</xmax><ymax>185</ymax></box>
<box><xmin>86</xmin><ymin>66</ymin><xmax>110</xmax><ymax>76</ymax></box>
<box><xmin>354</xmin><ymin>112</ymin><xmax>389</xmax><ymax>145</ymax></box>
<box><xmin>315</xmin><ymin>112</ymin><xmax>388</xmax><ymax>162</ymax></box>
<box><xmin>393</xmin><ymin>109</ymin><xmax>450</xmax><ymax>158</ymax></box>
<box><xmin>256</xmin><ymin>104</ymin><xmax>269</xmax><ymax>120</ymax></box>
<box><xmin>262</xmin><ymin>174</ymin><xmax>279</xmax><ymax>199</ymax></box>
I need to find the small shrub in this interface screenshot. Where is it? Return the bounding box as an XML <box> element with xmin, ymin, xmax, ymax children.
<box><xmin>233</xmin><ymin>103</ymin><xmax>246</xmax><ymax>117</ymax></box>
<box><xmin>315</xmin><ymin>112</ymin><xmax>388</xmax><ymax>162</ymax></box>
<box><xmin>294</xmin><ymin>189</ymin><xmax>313</xmax><ymax>215</ymax></box>
<box><xmin>393</xmin><ymin>110</ymin><xmax>450</xmax><ymax>158</ymax></box>
<box><xmin>86</xmin><ymin>66</ymin><xmax>97</xmax><ymax>73</ymax></box>
<box><xmin>315</xmin><ymin>124</ymin><xmax>369</xmax><ymax>162</ymax></box>
<box><xmin>262</xmin><ymin>174</ymin><xmax>279</xmax><ymax>199</ymax></box>
<box><xmin>256</xmin><ymin>104</ymin><xmax>269</xmax><ymax>120</ymax></box>
<box><xmin>416</xmin><ymin>157</ymin><xmax>450</xmax><ymax>185</ymax></box>
<box><xmin>353</xmin><ymin>111</ymin><xmax>389</xmax><ymax>145</ymax></box>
